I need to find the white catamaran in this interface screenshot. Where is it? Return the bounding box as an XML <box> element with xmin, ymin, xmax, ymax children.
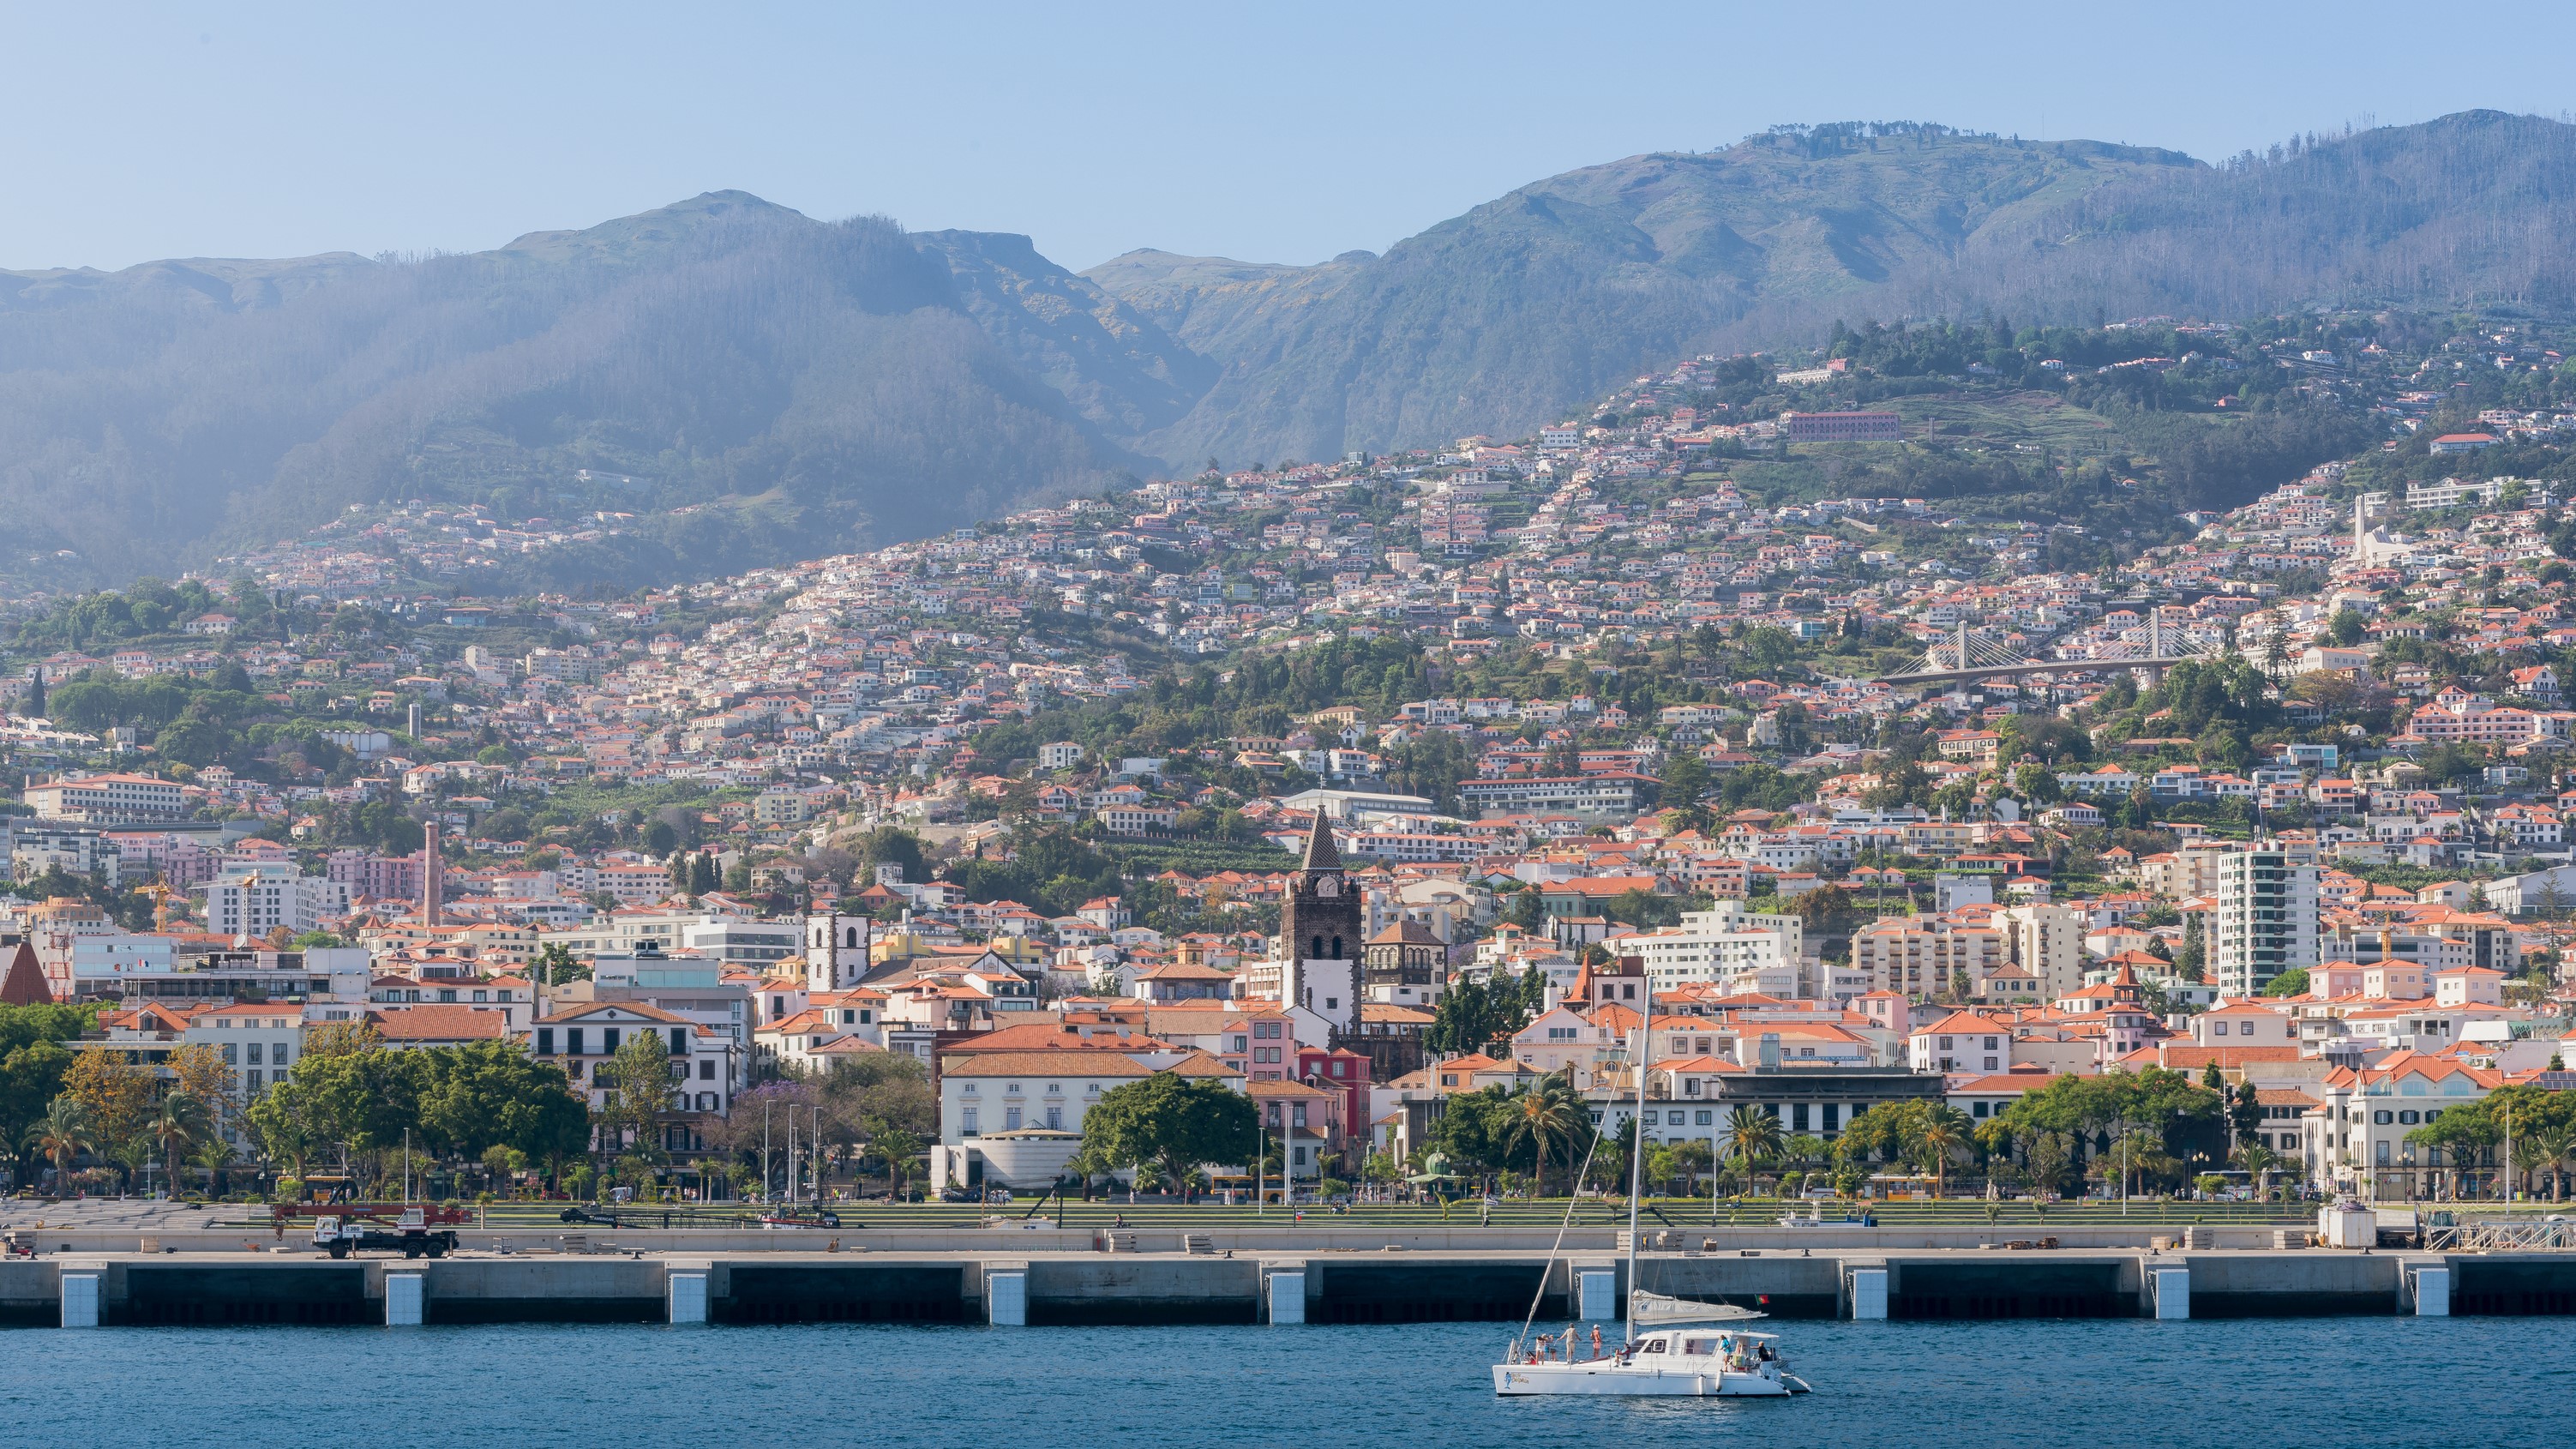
<box><xmin>1492</xmin><ymin>971</ymin><xmax>1811</xmax><ymax>1398</ymax></box>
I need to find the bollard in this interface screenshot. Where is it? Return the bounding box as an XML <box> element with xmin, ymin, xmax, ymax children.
<box><xmin>1848</xmin><ymin>1267</ymin><xmax>1888</xmax><ymax>1320</ymax></box>
<box><xmin>668</xmin><ymin>1271</ymin><xmax>709</xmax><ymax>1326</ymax></box>
<box><xmin>2151</xmin><ymin>1267</ymin><xmax>2189</xmax><ymax>1320</ymax></box>
<box><xmin>1267</xmin><ymin>1270</ymin><xmax>1306</xmax><ymax>1326</ymax></box>
<box><xmin>1576</xmin><ymin>1269</ymin><xmax>1618</xmax><ymax>1321</ymax></box>
<box><xmin>59</xmin><ymin>1271</ymin><xmax>99</xmax><ymax>1329</ymax></box>
<box><xmin>986</xmin><ymin>1270</ymin><xmax>1027</xmax><ymax>1326</ymax></box>
<box><xmin>385</xmin><ymin>1272</ymin><xmax>423</xmax><ymax>1326</ymax></box>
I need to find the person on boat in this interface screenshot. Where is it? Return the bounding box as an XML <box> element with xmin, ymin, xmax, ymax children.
<box><xmin>1590</xmin><ymin>1325</ymin><xmax>1603</xmax><ymax>1358</ymax></box>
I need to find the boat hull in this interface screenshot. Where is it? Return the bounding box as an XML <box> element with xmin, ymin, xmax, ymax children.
<box><xmin>1492</xmin><ymin>1362</ymin><xmax>1798</xmax><ymax>1397</ymax></box>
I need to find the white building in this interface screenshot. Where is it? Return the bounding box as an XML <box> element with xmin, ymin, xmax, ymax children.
<box><xmin>1998</xmin><ymin>903</ymin><xmax>2087</xmax><ymax>1001</ymax></box>
<box><xmin>201</xmin><ymin>865</ymin><xmax>351</xmax><ymax>938</ymax></box>
<box><xmin>2211</xmin><ymin>846</ymin><xmax>2319</xmax><ymax>997</ymax></box>
<box><xmin>1624</xmin><ymin>905</ymin><xmax>1804</xmax><ymax>995</ymax></box>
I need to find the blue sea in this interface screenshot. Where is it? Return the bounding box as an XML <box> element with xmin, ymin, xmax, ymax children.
<box><xmin>10</xmin><ymin>1318</ymin><xmax>2556</xmax><ymax>1446</ymax></box>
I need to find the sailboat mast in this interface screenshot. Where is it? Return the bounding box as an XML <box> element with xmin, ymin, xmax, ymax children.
<box><xmin>1625</xmin><ymin>968</ymin><xmax>1650</xmax><ymax>1346</ymax></box>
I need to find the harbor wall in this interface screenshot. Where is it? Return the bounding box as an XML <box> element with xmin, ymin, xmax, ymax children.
<box><xmin>7</xmin><ymin>1248</ymin><xmax>2570</xmax><ymax>1326</ymax></box>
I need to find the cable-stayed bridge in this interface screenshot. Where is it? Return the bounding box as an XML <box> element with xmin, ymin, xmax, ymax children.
<box><xmin>1877</xmin><ymin>615</ymin><xmax>2223</xmax><ymax>688</ymax></box>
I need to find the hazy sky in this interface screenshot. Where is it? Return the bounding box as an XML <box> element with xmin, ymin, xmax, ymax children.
<box><xmin>8</xmin><ymin>1</ymin><xmax>2573</xmax><ymax>274</ymax></box>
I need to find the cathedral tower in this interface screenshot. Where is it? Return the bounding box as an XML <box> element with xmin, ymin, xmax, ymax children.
<box><xmin>1278</xmin><ymin>815</ymin><xmax>1364</xmax><ymax>1024</ymax></box>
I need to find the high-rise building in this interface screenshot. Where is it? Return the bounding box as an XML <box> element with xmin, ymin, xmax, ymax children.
<box><xmin>2212</xmin><ymin>845</ymin><xmax>2318</xmax><ymax>997</ymax></box>
<box><xmin>1999</xmin><ymin>904</ymin><xmax>2087</xmax><ymax>1001</ymax></box>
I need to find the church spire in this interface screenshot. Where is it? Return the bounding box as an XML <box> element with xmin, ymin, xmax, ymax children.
<box><xmin>1299</xmin><ymin>813</ymin><xmax>1342</xmax><ymax>872</ymax></box>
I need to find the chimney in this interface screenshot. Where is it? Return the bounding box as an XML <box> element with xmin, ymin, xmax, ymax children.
<box><xmin>421</xmin><ymin>821</ymin><xmax>441</xmax><ymax>926</ymax></box>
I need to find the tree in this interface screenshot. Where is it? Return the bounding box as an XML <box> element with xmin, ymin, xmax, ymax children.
<box><xmin>597</xmin><ymin>1031</ymin><xmax>676</xmax><ymax>1164</ymax></box>
<box><xmin>1915</xmin><ymin>1105</ymin><xmax>1973</xmax><ymax>1197</ymax></box>
<box><xmin>1723</xmin><ymin>1104</ymin><xmax>1783</xmax><ymax>1182</ymax></box>
<box><xmin>2260</xmin><ymin>966</ymin><xmax>2309</xmax><ymax>997</ymax></box>
<box><xmin>57</xmin><ymin>1049</ymin><xmax>155</xmax><ymax>1154</ymax></box>
<box><xmin>25</xmin><ymin>1097</ymin><xmax>93</xmax><ymax>1191</ymax></box>
<box><xmin>417</xmin><ymin>1041</ymin><xmax>591</xmax><ymax>1164</ymax></box>
<box><xmin>2232</xmin><ymin>1142</ymin><xmax>2288</xmax><ymax>1201</ymax></box>
<box><xmin>1497</xmin><ymin>1072</ymin><xmax>1585</xmax><ymax>1195</ymax></box>
<box><xmin>1426</xmin><ymin>975</ymin><xmax>1538</xmax><ymax>1057</ymax></box>
<box><xmin>1079</xmin><ymin>1072</ymin><xmax>1258</xmax><ymax>1188</ymax></box>
<box><xmin>151</xmin><ymin>1091</ymin><xmax>214</xmax><ymax>1193</ymax></box>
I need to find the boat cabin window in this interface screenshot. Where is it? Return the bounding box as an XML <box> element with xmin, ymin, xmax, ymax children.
<box><xmin>1642</xmin><ymin>1338</ymin><xmax>1667</xmax><ymax>1354</ymax></box>
<box><xmin>1684</xmin><ymin>1338</ymin><xmax>1717</xmax><ymax>1356</ymax></box>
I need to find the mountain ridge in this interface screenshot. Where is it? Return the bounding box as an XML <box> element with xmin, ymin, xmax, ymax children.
<box><xmin>10</xmin><ymin>111</ymin><xmax>2576</xmax><ymax>589</ymax></box>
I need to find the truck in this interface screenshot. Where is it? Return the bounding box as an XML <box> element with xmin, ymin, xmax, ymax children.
<box><xmin>292</xmin><ymin>1206</ymin><xmax>465</xmax><ymax>1259</ymax></box>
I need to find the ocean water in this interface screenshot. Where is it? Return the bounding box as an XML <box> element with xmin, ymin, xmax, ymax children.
<box><xmin>10</xmin><ymin>1317</ymin><xmax>2558</xmax><ymax>1447</ymax></box>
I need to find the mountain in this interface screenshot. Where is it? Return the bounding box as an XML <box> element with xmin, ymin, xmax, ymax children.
<box><xmin>1090</xmin><ymin>124</ymin><xmax>2202</xmax><ymax>466</ymax></box>
<box><xmin>0</xmin><ymin>193</ymin><xmax>1155</xmax><ymax>586</ymax></box>
<box><xmin>14</xmin><ymin>111</ymin><xmax>2576</xmax><ymax>589</ymax></box>
<box><xmin>1093</xmin><ymin>112</ymin><xmax>2576</xmax><ymax>469</ymax></box>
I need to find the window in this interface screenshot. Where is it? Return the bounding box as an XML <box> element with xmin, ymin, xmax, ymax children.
<box><xmin>603</xmin><ymin>1028</ymin><xmax>621</xmax><ymax>1053</ymax></box>
<box><xmin>2212</xmin><ymin>1021</ymin><xmax>2229</xmax><ymax>1037</ymax></box>
<box><xmin>2374</xmin><ymin>1109</ymin><xmax>2394</xmax><ymax>1125</ymax></box>
<box><xmin>1823</xmin><ymin>1103</ymin><xmax>1840</xmax><ymax>1131</ymax></box>
<box><xmin>564</xmin><ymin>1028</ymin><xmax>584</xmax><ymax>1055</ymax></box>
<box><xmin>221</xmin><ymin>1043</ymin><xmax>238</xmax><ymax>1065</ymax></box>
<box><xmin>472</xmin><ymin>990</ymin><xmax>488</xmax><ymax>1003</ymax></box>
<box><xmin>700</xmin><ymin>1059</ymin><xmax>716</xmax><ymax>1081</ymax></box>
<box><xmin>1292</xmin><ymin>1103</ymin><xmax>1308</xmax><ymax>1128</ymax></box>
<box><xmin>1005</xmin><ymin>1108</ymin><xmax>1022</xmax><ymax>1131</ymax></box>
<box><xmin>1046</xmin><ymin>1108</ymin><xmax>1062</xmax><ymax>1129</ymax></box>
<box><xmin>1792</xmin><ymin>1103</ymin><xmax>1810</xmax><ymax>1132</ymax></box>
<box><xmin>962</xmin><ymin>1107</ymin><xmax>978</xmax><ymax>1135</ymax></box>
<box><xmin>669</xmin><ymin>1028</ymin><xmax>687</xmax><ymax>1055</ymax></box>
<box><xmin>246</xmin><ymin>1069</ymin><xmax>262</xmax><ymax>1090</ymax></box>
<box><xmin>1255</xmin><ymin>1021</ymin><xmax>1282</xmax><ymax>1039</ymax></box>
<box><xmin>1694</xmin><ymin>1109</ymin><xmax>1713</xmax><ymax>1127</ymax></box>
<box><xmin>963</xmin><ymin>1082</ymin><xmax>978</xmax><ymax>1095</ymax></box>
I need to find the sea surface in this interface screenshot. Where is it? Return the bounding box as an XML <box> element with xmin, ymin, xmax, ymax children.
<box><xmin>15</xmin><ymin>1317</ymin><xmax>2557</xmax><ymax>1446</ymax></box>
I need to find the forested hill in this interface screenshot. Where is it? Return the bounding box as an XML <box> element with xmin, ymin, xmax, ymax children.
<box><xmin>0</xmin><ymin>194</ymin><xmax>1161</xmax><ymax>588</ymax></box>
<box><xmin>1089</xmin><ymin>112</ymin><xmax>2576</xmax><ymax>470</ymax></box>
<box><xmin>11</xmin><ymin>111</ymin><xmax>2576</xmax><ymax>590</ymax></box>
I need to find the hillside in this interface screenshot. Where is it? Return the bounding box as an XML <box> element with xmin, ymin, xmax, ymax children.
<box><xmin>0</xmin><ymin>193</ymin><xmax>1151</xmax><ymax>587</ymax></box>
<box><xmin>1091</xmin><ymin>125</ymin><xmax>2203</xmax><ymax>466</ymax></box>
<box><xmin>14</xmin><ymin>112</ymin><xmax>2576</xmax><ymax>590</ymax></box>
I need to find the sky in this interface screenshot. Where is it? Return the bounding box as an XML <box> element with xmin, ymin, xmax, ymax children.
<box><xmin>7</xmin><ymin>1</ymin><xmax>2575</xmax><ymax>274</ymax></box>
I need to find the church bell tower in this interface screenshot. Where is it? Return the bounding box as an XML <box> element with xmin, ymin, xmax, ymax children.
<box><xmin>805</xmin><ymin>909</ymin><xmax>872</xmax><ymax>992</ymax></box>
<box><xmin>1278</xmin><ymin>814</ymin><xmax>1363</xmax><ymax>1025</ymax></box>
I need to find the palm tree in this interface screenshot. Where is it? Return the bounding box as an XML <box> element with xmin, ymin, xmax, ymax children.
<box><xmin>2232</xmin><ymin>1142</ymin><xmax>2288</xmax><ymax>1202</ymax></box>
<box><xmin>2531</xmin><ymin>1127</ymin><xmax>2576</xmax><ymax>1203</ymax></box>
<box><xmin>1499</xmin><ymin>1073</ymin><xmax>1582</xmax><ymax>1196</ymax></box>
<box><xmin>26</xmin><ymin>1099</ymin><xmax>93</xmax><ymax>1194</ymax></box>
<box><xmin>1723</xmin><ymin>1105</ymin><xmax>1782</xmax><ymax>1186</ymax></box>
<box><xmin>1915</xmin><ymin>1106</ymin><xmax>1973</xmax><ymax>1199</ymax></box>
<box><xmin>152</xmin><ymin>1091</ymin><xmax>214</xmax><ymax>1196</ymax></box>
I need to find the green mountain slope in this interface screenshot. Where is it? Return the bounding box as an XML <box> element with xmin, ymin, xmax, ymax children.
<box><xmin>0</xmin><ymin>194</ymin><xmax>1151</xmax><ymax>586</ymax></box>
<box><xmin>16</xmin><ymin>113</ymin><xmax>2576</xmax><ymax>590</ymax></box>
<box><xmin>1090</xmin><ymin>126</ymin><xmax>2202</xmax><ymax>466</ymax></box>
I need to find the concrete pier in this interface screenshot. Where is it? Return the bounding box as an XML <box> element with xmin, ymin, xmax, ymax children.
<box><xmin>0</xmin><ymin>1247</ymin><xmax>2566</xmax><ymax>1326</ymax></box>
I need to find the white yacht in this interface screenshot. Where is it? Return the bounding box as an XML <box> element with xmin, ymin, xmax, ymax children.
<box><xmin>1491</xmin><ymin>971</ymin><xmax>1810</xmax><ymax>1399</ymax></box>
<box><xmin>1493</xmin><ymin>1295</ymin><xmax>1808</xmax><ymax>1397</ymax></box>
